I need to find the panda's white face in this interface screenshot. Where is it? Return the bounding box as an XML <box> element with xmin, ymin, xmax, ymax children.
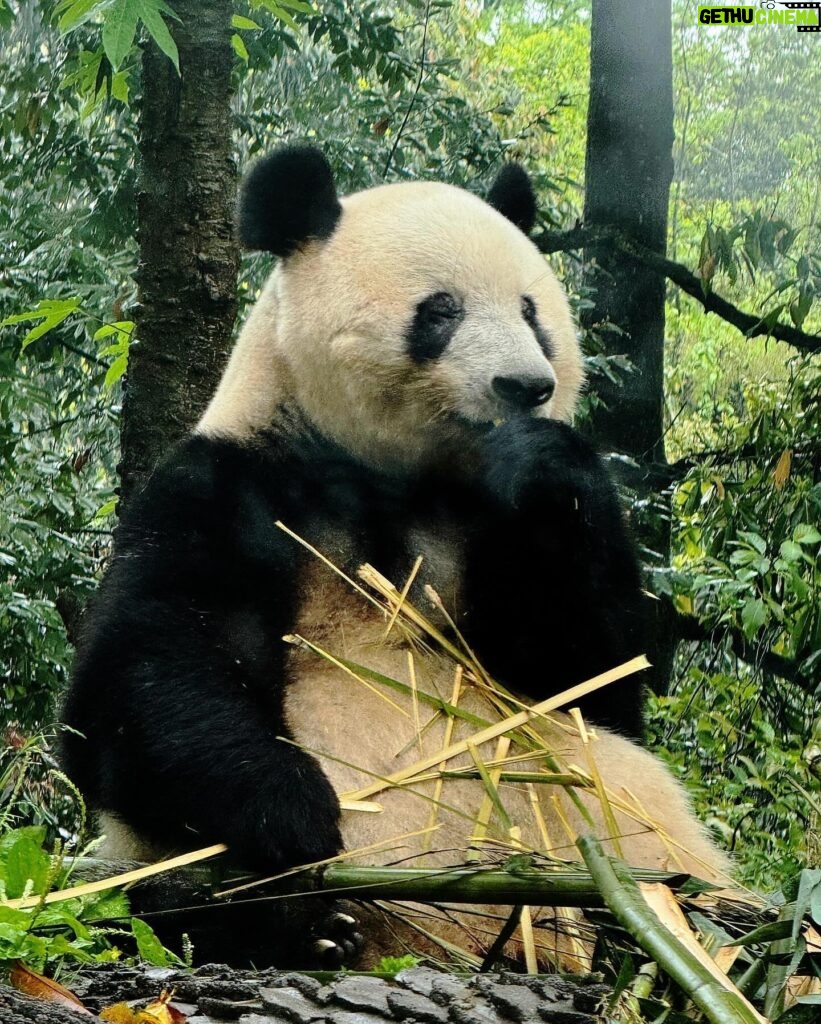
<box><xmin>200</xmin><ymin>178</ymin><xmax>583</xmax><ymax>470</ymax></box>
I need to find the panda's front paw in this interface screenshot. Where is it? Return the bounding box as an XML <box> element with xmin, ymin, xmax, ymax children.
<box><xmin>275</xmin><ymin>776</ymin><xmax>344</xmax><ymax>869</ymax></box>
<box><xmin>244</xmin><ymin>760</ymin><xmax>343</xmax><ymax>872</ymax></box>
<box><xmin>309</xmin><ymin>906</ymin><xmax>365</xmax><ymax>968</ymax></box>
<box><xmin>482</xmin><ymin>418</ymin><xmax>601</xmax><ymax>511</ymax></box>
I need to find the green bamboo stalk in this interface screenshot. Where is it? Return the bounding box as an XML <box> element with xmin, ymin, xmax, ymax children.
<box><xmin>280</xmin><ymin>862</ymin><xmax>695</xmax><ymax>908</ymax></box>
<box><xmin>577</xmin><ymin>835</ymin><xmax>763</xmax><ymax>1024</ymax></box>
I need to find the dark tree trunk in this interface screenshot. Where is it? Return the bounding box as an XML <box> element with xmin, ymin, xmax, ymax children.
<box><xmin>583</xmin><ymin>0</ymin><xmax>673</xmax><ymax>464</ymax></box>
<box><xmin>582</xmin><ymin>0</ymin><xmax>675</xmax><ymax>690</ymax></box>
<box><xmin>120</xmin><ymin>0</ymin><xmax>238</xmax><ymax>504</ymax></box>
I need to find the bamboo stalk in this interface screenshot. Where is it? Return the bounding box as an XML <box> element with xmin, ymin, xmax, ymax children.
<box><xmin>577</xmin><ymin>835</ymin><xmax>766</xmax><ymax>1024</ymax></box>
<box><xmin>279</xmin><ymin>861</ymin><xmax>700</xmax><ymax>907</ymax></box>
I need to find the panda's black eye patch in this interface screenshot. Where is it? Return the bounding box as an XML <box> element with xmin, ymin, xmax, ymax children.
<box><xmin>406</xmin><ymin>292</ymin><xmax>464</xmax><ymax>363</ymax></box>
<box><xmin>521</xmin><ymin>294</ymin><xmax>553</xmax><ymax>358</ymax></box>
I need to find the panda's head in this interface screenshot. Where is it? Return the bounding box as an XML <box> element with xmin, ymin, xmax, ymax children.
<box><xmin>199</xmin><ymin>145</ymin><xmax>584</xmax><ymax>470</ymax></box>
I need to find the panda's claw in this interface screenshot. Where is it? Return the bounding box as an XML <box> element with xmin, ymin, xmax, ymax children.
<box><xmin>312</xmin><ymin>938</ymin><xmax>345</xmax><ymax>969</ymax></box>
<box><xmin>308</xmin><ymin>906</ymin><xmax>364</xmax><ymax>968</ymax></box>
<box><xmin>327</xmin><ymin>911</ymin><xmax>357</xmax><ymax>932</ymax></box>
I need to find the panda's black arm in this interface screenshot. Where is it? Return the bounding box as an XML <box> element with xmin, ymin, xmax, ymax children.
<box><xmin>62</xmin><ymin>434</ymin><xmax>356</xmax><ymax>872</ymax></box>
<box><xmin>459</xmin><ymin>418</ymin><xmax>649</xmax><ymax>739</ymax></box>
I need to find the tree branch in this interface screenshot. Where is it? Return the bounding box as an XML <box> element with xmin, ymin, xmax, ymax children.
<box><xmin>673</xmin><ymin>608</ymin><xmax>814</xmax><ymax>692</ymax></box>
<box><xmin>607</xmin><ymin>440</ymin><xmax>821</xmax><ymax>492</ymax></box>
<box><xmin>534</xmin><ymin>225</ymin><xmax>821</xmax><ymax>355</ymax></box>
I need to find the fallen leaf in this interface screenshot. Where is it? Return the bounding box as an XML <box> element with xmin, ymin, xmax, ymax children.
<box><xmin>9</xmin><ymin>961</ymin><xmax>94</xmax><ymax>1015</ymax></box>
<box><xmin>100</xmin><ymin>1004</ymin><xmax>138</xmax><ymax>1024</ymax></box>
<box><xmin>102</xmin><ymin>990</ymin><xmax>187</xmax><ymax>1024</ymax></box>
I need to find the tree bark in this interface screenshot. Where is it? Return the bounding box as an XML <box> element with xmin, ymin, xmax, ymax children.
<box><xmin>120</xmin><ymin>0</ymin><xmax>238</xmax><ymax>504</ymax></box>
<box><xmin>582</xmin><ymin>0</ymin><xmax>675</xmax><ymax>691</ymax></box>
<box><xmin>583</xmin><ymin>0</ymin><xmax>674</xmax><ymax>464</ymax></box>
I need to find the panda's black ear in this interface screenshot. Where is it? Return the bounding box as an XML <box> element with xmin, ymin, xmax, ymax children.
<box><xmin>237</xmin><ymin>145</ymin><xmax>342</xmax><ymax>257</ymax></box>
<box><xmin>487</xmin><ymin>163</ymin><xmax>537</xmax><ymax>235</ymax></box>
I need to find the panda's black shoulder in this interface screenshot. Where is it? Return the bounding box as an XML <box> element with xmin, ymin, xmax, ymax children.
<box><xmin>121</xmin><ymin>434</ymin><xmax>249</xmax><ymax>530</ymax></box>
<box><xmin>120</xmin><ymin>426</ymin><xmax>400</xmax><ymax>548</ymax></box>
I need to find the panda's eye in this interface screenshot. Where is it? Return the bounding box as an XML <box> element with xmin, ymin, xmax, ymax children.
<box><xmin>422</xmin><ymin>292</ymin><xmax>463</xmax><ymax>321</ymax></box>
<box><xmin>406</xmin><ymin>292</ymin><xmax>464</xmax><ymax>363</ymax></box>
<box><xmin>521</xmin><ymin>295</ymin><xmax>538</xmax><ymax>323</ymax></box>
<box><xmin>521</xmin><ymin>293</ymin><xmax>553</xmax><ymax>357</ymax></box>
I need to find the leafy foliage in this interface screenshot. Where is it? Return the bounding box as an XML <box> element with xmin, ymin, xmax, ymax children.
<box><xmin>0</xmin><ymin>826</ymin><xmax>129</xmax><ymax>971</ymax></box>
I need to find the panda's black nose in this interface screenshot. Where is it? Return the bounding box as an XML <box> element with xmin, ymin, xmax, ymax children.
<box><xmin>492</xmin><ymin>374</ymin><xmax>555</xmax><ymax>410</ymax></box>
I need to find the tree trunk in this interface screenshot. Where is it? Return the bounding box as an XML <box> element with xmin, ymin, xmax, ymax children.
<box><xmin>583</xmin><ymin>0</ymin><xmax>673</xmax><ymax>465</ymax></box>
<box><xmin>582</xmin><ymin>0</ymin><xmax>675</xmax><ymax>690</ymax></box>
<box><xmin>120</xmin><ymin>0</ymin><xmax>238</xmax><ymax>504</ymax></box>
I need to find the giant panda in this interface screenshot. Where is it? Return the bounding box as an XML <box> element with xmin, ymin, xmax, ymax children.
<box><xmin>62</xmin><ymin>145</ymin><xmax>731</xmax><ymax>969</ymax></box>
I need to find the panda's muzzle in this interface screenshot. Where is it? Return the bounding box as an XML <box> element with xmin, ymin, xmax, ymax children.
<box><xmin>492</xmin><ymin>373</ymin><xmax>555</xmax><ymax>410</ymax></box>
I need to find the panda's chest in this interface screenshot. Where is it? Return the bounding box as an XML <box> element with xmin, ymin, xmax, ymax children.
<box><xmin>284</xmin><ymin>523</ymin><xmax>467</xmax><ymax>795</ymax></box>
<box><xmin>290</xmin><ymin>521</ymin><xmax>465</xmax><ymax>648</ymax></box>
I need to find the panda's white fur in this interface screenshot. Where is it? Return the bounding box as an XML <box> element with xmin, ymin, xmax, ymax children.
<box><xmin>82</xmin><ymin>153</ymin><xmax>732</xmax><ymax>969</ymax></box>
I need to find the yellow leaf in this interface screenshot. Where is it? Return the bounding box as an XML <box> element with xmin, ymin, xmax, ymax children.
<box><xmin>772</xmin><ymin>448</ymin><xmax>791</xmax><ymax>489</ymax></box>
<box><xmin>102</xmin><ymin>989</ymin><xmax>186</xmax><ymax>1024</ymax></box>
<box><xmin>138</xmin><ymin>990</ymin><xmax>187</xmax><ymax>1024</ymax></box>
<box><xmin>101</xmin><ymin>1004</ymin><xmax>138</xmax><ymax>1024</ymax></box>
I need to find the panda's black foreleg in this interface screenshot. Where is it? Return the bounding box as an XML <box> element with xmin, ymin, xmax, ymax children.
<box><xmin>62</xmin><ymin>436</ymin><xmax>345</xmax><ymax>875</ymax></box>
<box><xmin>460</xmin><ymin>417</ymin><xmax>649</xmax><ymax>739</ymax></box>
<box><xmin>64</xmin><ymin>605</ymin><xmax>344</xmax><ymax>874</ymax></box>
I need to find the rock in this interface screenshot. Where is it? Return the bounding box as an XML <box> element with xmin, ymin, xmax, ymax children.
<box><xmin>386</xmin><ymin>988</ymin><xmax>449</xmax><ymax>1023</ymax></box>
<box><xmin>258</xmin><ymin>986</ymin><xmax>325</xmax><ymax>1022</ymax></box>
<box><xmin>448</xmin><ymin>997</ymin><xmax>505</xmax><ymax>1024</ymax></box>
<box><xmin>333</xmin><ymin>976</ymin><xmax>391</xmax><ymax>1016</ymax></box>
<box><xmin>482</xmin><ymin>982</ymin><xmax>543</xmax><ymax>1021</ymax></box>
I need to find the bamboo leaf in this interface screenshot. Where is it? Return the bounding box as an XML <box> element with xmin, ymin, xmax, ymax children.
<box><xmin>56</xmin><ymin>0</ymin><xmax>103</xmax><ymax>32</ymax></box>
<box><xmin>136</xmin><ymin>0</ymin><xmax>179</xmax><ymax>72</ymax></box>
<box><xmin>102</xmin><ymin>0</ymin><xmax>140</xmax><ymax>70</ymax></box>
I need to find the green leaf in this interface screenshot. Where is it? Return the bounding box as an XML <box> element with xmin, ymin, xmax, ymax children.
<box><xmin>56</xmin><ymin>0</ymin><xmax>105</xmax><ymax>32</ymax></box>
<box><xmin>232</xmin><ymin>14</ymin><xmax>261</xmax><ymax>29</ymax></box>
<box><xmin>102</xmin><ymin>0</ymin><xmax>140</xmax><ymax>70</ymax></box>
<box><xmin>83</xmin><ymin>888</ymin><xmax>130</xmax><ymax>921</ymax></box>
<box><xmin>94</xmin><ymin>320</ymin><xmax>134</xmax><ymax>342</ymax></box>
<box><xmin>3</xmin><ymin>834</ymin><xmax>51</xmax><ymax>899</ymax></box>
<box><xmin>793</xmin><ymin>524</ymin><xmax>821</xmax><ymax>546</ymax></box>
<box><xmin>741</xmin><ymin>598</ymin><xmax>767</xmax><ymax>638</ymax></box>
<box><xmin>792</xmin><ymin>868</ymin><xmax>821</xmax><ymax>944</ymax></box>
<box><xmin>0</xmin><ymin>905</ymin><xmax>37</xmax><ymax>931</ymax></box>
<box><xmin>93</xmin><ymin>497</ymin><xmax>119</xmax><ymax>520</ymax></box>
<box><xmin>104</xmin><ymin>353</ymin><xmax>128</xmax><ymax>388</ymax></box>
<box><xmin>738</xmin><ymin>531</ymin><xmax>766</xmax><ymax>555</ymax></box>
<box><xmin>257</xmin><ymin>1</ymin><xmax>299</xmax><ymax>30</ymax></box>
<box><xmin>136</xmin><ymin>0</ymin><xmax>180</xmax><ymax>73</ymax></box>
<box><xmin>1</xmin><ymin>298</ymin><xmax>82</xmax><ymax>350</ymax></box>
<box><xmin>132</xmin><ymin>917</ymin><xmax>173</xmax><ymax>966</ymax></box>
<box><xmin>779</xmin><ymin>541</ymin><xmax>803</xmax><ymax>563</ymax></box>
<box><xmin>231</xmin><ymin>33</ymin><xmax>249</xmax><ymax>61</ymax></box>
<box><xmin>271</xmin><ymin>0</ymin><xmax>314</xmax><ymax>12</ymax></box>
